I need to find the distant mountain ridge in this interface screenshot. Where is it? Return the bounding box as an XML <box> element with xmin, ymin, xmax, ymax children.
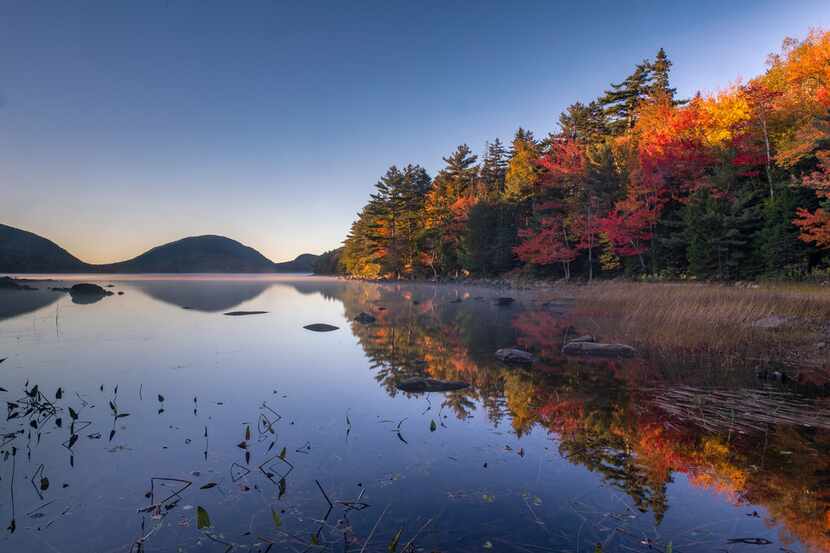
<box><xmin>0</xmin><ymin>224</ymin><xmax>318</xmax><ymax>273</ymax></box>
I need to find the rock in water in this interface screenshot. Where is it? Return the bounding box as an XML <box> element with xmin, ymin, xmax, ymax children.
<box><xmin>354</xmin><ymin>312</ymin><xmax>376</xmax><ymax>324</ymax></box>
<box><xmin>304</xmin><ymin>323</ymin><xmax>339</xmax><ymax>332</ymax></box>
<box><xmin>495</xmin><ymin>348</ymin><xmax>535</xmax><ymax>364</ymax></box>
<box><xmin>68</xmin><ymin>283</ymin><xmax>113</xmax><ymax>304</ymax></box>
<box><xmin>495</xmin><ymin>297</ymin><xmax>515</xmax><ymax>306</ymax></box>
<box><xmin>562</xmin><ymin>341</ymin><xmax>635</xmax><ymax>358</ymax></box>
<box><xmin>395</xmin><ymin>377</ymin><xmax>469</xmax><ymax>393</ymax></box>
<box><xmin>70</xmin><ymin>283</ymin><xmax>111</xmax><ymax>295</ymax></box>
<box><xmin>751</xmin><ymin>315</ymin><xmax>790</xmax><ymax>329</ymax></box>
<box><xmin>567</xmin><ymin>335</ymin><xmax>596</xmax><ymax>344</ymax></box>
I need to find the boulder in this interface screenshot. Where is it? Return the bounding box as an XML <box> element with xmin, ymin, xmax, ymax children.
<box><xmin>495</xmin><ymin>348</ymin><xmax>535</xmax><ymax>364</ymax></box>
<box><xmin>562</xmin><ymin>341</ymin><xmax>635</xmax><ymax>358</ymax></box>
<box><xmin>354</xmin><ymin>312</ymin><xmax>376</xmax><ymax>324</ymax></box>
<box><xmin>70</xmin><ymin>283</ymin><xmax>111</xmax><ymax>296</ymax></box>
<box><xmin>395</xmin><ymin>377</ymin><xmax>470</xmax><ymax>393</ymax></box>
<box><xmin>68</xmin><ymin>283</ymin><xmax>113</xmax><ymax>304</ymax></box>
<box><xmin>304</xmin><ymin>323</ymin><xmax>339</xmax><ymax>332</ymax></box>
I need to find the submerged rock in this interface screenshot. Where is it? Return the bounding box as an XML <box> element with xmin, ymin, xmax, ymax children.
<box><xmin>224</xmin><ymin>310</ymin><xmax>268</xmax><ymax>316</ymax></box>
<box><xmin>354</xmin><ymin>312</ymin><xmax>376</xmax><ymax>324</ymax></box>
<box><xmin>495</xmin><ymin>297</ymin><xmax>515</xmax><ymax>306</ymax></box>
<box><xmin>562</xmin><ymin>341</ymin><xmax>635</xmax><ymax>358</ymax></box>
<box><xmin>395</xmin><ymin>377</ymin><xmax>470</xmax><ymax>393</ymax></box>
<box><xmin>495</xmin><ymin>348</ymin><xmax>535</xmax><ymax>364</ymax></box>
<box><xmin>751</xmin><ymin>315</ymin><xmax>791</xmax><ymax>329</ymax></box>
<box><xmin>304</xmin><ymin>323</ymin><xmax>339</xmax><ymax>332</ymax></box>
<box><xmin>755</xmin><ymin>368</ymin><xmax>789</xmax><ymax>382</ymax></box>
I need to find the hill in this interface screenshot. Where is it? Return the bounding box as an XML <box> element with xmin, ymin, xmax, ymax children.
<box><xmin>0</xmin><ymin>223</ymin><xmax>88</xmax><ymax>273</ymax></box>
<box><xmin>99</xmin><ymin>235</ymin><xmax>279</xmax><ymax>273</ymax></box>
<box><xmin>273</xmin><ymin>253</ymin><xmax>317</xmax><ymax>273</ymax></box>
<box><xmin>0</xmin><ymin>224</ymin><xmax>318</xmax><ymax>273</ymax></box>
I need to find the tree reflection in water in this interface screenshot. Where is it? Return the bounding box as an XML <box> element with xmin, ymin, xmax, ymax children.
<box><xmin>331</xmin><ymin>281</ymin><xmax>830</xmax><ymax>552</ymax></box>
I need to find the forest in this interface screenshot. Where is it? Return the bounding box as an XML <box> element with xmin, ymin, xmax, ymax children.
<box><xmin>315</xmin><ymin>30</ymin><xmax>830</xmax><ymax>282</ymax></box>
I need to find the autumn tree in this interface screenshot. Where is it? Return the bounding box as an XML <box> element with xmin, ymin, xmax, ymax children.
<box><xmin>504</xmin><ymin>128</ymin><xmax>541</xmax><ymax>200</ymax></box>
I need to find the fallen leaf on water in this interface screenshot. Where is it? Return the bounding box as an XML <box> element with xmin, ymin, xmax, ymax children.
<box><xmin>196</xmin><ymin>506</ymin><xmax>211</xmax><ymax>529</ymax></box>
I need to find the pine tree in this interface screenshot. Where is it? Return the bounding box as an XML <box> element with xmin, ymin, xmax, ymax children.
<box><xmin>649</xmin><ymin>48</ymin><xmax>677</xmax><ymax>101</ymax></box>
<box><xmin>558</xmin><ymin>101</ymin><xmax>608</xmax><ymax>143</ymax></box>
<box><xmin>758</xmin><ymin>189</ymin><xmax>813</xmax><ymax>276</ymax></box>
<box><xmin>396</xmin><ymin>164</ymin><xmax>431</xmax><ymax>275</ymax></box>
<box><xmin>461</xmin><ymin>201</ymin><xmax>518</xmax><ymax>275</ymax></box>
<box><xmin>479</xmin><ymin>139</ymin><xmax>508</xmax><ymax>198</ymax></box>
<box><xmin>600</xmin><ymin>61</ymin><xmax>653</xmax><ymax>134</ymax></box>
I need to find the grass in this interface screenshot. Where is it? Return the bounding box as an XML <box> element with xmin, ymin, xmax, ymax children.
<box><xmin>560</xmin><ymin>281</ymin><xmax>830</xmax><ymax>374</ymax></box>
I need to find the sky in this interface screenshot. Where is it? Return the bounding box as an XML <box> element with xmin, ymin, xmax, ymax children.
<box><xmin>1</xmin><ymin>1</ymin><xmax>829</xmax><ymax>264</ymax></box>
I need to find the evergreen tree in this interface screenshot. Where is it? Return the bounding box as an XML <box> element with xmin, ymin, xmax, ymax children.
<box><xmin>649</xmin><ymin>48</ymin><xmax>677</xmax><ymax>101</ymax></box>
<box><xmin>558</xmin><ymin>101</ymin><xmax>608</xmax><ymax>143</ymax></box>
<box><xmin>479</xmin><ymin>139</ymin><xmax>508</xmax><ymax>197</ymax></box>
<box><xmin>757</xmin><ymin>189</ymin><xmax>813</xmax><ymax>276</ymax></box>
<box><xmin>600</xmin><ymin>61</ymin><xmax>653</xmax><ymax>134</ymax></box>
<box><xmin>461</xmin><ymin>201</ymin><xmax>518</xmax><ymax>275</ymax></box>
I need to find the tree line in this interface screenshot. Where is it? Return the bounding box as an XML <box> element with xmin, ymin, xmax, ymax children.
<box><xmin>316</xmin><ymin>31</ymin><xmax>830</xmax><ymax>281</ymax></box>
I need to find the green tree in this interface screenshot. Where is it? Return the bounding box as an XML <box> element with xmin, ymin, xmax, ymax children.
<box><xmin>461</xmin><ymin>200</ymin><xmax>518</xmax><ymax>275</ymax></box>
<box><xmin>648</xmin><ymin>48</ymin><xmax>677</xmax><ymax>102</ymax></box>
<box><xmin>479</xmin><ymin>139</ymin><xmax>508</xmax><ymax>198</ymax></box>
<box><xmin>558</xmin><ymin>101</ymin><xmax>608</xmax><ymax>143</ymax></box>
<box><xmin>600</xmin><ymin>61</ymin><xmax>653</xmax><ymax>134</ymax></box>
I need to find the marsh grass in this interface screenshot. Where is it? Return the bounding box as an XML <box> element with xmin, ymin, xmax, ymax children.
<box><xmin>563</xmin><ymin>281</ymin><xmax>830</xmax><ymax>374</ymax></box>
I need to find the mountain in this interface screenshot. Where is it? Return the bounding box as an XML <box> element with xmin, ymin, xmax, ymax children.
<box><xmin>0</xmin><ymin>223</ymin><xmax>88</xmax><ymax>273</ymax></box>
<box><xmin>100</xmin><ymin>235</ymin><xmax>279</xmax><ymax>273</ymax></box>
<box><xmin>0</xmin><ymin>224</ymin><xmax>318</xmax><ymax>273</ymax></box>
<box><xmin>273</xmin><ymin>253</ymin><xmax>318</xmax><ymax>273</ymax></box>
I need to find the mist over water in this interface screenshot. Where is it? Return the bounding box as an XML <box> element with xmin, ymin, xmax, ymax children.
<box><xmin>0</xmin><ymin>276</ymin><xmax>826</xmax><ymax>553</ymax></box>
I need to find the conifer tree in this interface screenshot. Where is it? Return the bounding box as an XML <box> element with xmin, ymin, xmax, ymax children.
<box><xmin>649</xmin><ymin>48</ymin><xmax>677</xmax><ymax>101</ymax></box>
<box><xmin>558</xmin><ymin>101</ymin><xmax>608</xmax><ymax>143</ymax></box>
<box><xmin>480</xmin><ymin>139</ymin><xmax>508</xmax><ymax>197</ymax></box>
<box><xmin>600</xmin><ymin>61</ymin><xmax>653</xmax><ymax>134</ymax></box>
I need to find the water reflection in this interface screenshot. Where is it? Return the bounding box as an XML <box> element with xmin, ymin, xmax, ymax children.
<box><xmin>0</xmin><ymin>277</ymin><xmax>827</xmax><ymax>553</ymax></box>
<box><xmin>0</xmin><ymin>288</ymin><xmax>61</xmax><ymax>320</ymax></box>
<box><xmin>131</xmin><ymin>279</ymin><xmax>276</xmax><ymax>312</ymax></box>
<box><xmin>333</xmin><ymin>281</ymin><xmax>830</xmax><ymax>552</ymax></box>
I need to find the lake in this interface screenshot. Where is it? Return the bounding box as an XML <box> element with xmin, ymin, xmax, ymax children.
<box><xmin>0</xmin><ymin>275</ymin><xmax>827</xmax><ymax>553</ymax></box>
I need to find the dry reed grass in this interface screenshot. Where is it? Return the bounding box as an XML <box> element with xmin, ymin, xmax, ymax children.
<box><xmin>563</xmin><ymin>281</ymin><xmax>830</xmax><ymax>372</ymax></box>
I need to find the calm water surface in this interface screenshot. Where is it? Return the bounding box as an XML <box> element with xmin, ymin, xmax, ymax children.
<box><xmin>0</xmin><ymin>275</ymin><xmax>827</xmax><ymax>553</ymax></box>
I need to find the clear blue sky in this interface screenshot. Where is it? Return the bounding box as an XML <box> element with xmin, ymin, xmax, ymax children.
<box><xmin>1</xmin><ymin>1</ymin><xmax>828</xmax><ymax>263</ymax></box>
